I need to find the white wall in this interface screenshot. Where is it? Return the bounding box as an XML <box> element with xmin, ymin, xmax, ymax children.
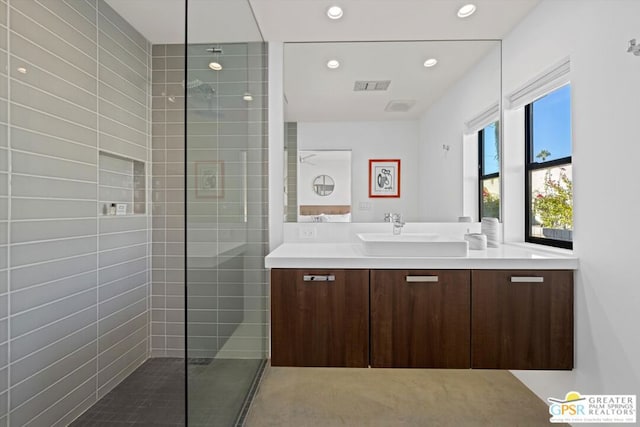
<box><xmin>501</xmin><ymin>0</ymin><xmax>640</xmax><ymax>400</ymax></box>
<box><xmin>298</xmin><ymin>121</ymin><xmax>420</xmax><ymax>222</ymax></box>
<box><xmin>418</xmin><ymin>46</ymin><xmax>501</xmax><ymax>221</ymax></box>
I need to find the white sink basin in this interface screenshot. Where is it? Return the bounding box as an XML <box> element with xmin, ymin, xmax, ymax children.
<box><xmin>357</xmin><ymin>233</ymin><xmax>468</xmax><ymax>257</ymax></box>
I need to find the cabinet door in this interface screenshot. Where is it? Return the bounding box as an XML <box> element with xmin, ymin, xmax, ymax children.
<box><xmin>370</xmin><ymin>270</ymin><xmax>471</xmax><ymax>368</ymax></box>
<box><xmin>471</xmin><ymin>270</ymin><xmax>573</xmax><ymax>369</ymax></box>
<box><xmin>271</xmin><ymin>269</ymin><xmax>369</xmax><ymax>367</ymax></box>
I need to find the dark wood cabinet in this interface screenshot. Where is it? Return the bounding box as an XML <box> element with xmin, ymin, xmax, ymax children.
<box><xmin>270</xmin><ymin>268</ymin><xmax>369</xmax><ymax>367</ymax></box>
<box><xmin>370</xmin><ymin>270</ymin><xmax>471</xmax><ymax>368</ymax></box>
<box><xmin>271</xmin><ymin>267</ymin><xmax>574</xmax><ymax>370</ymax></box>
<box><xmin>471</xmin><ymin>270</ymin><xmax>573</xmax><ymax>369</ymax></box>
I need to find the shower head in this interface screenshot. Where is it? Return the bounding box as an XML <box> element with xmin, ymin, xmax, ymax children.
<box><xmin>299</xmin><ymin>153</ymin><xmax>317</xmax><ymax>165</ymax></box>
<box><xmin>182</xmin><ymin>79</ymin><xmax>215</xmax><ymax>98</ymax></box>
<box><xmin>184</xmin><ymin>78</ymin><xmax>205</xmax><ymax>89</ymax></box>
<box><xmin>206</xmin><ymin>47</ymin><xmax>224</xmax><ymax>70</ymax></box>
<box><xmin>628</xmin><ymin>39</ymin><xmax>640</xmax><ymax>56</ymax></box>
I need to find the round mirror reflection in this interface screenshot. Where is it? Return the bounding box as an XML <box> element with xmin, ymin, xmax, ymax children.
<box><xmin>312</xmin><ymin>175</ymin><xmax>335</xmax><ymax>196</ymax></box>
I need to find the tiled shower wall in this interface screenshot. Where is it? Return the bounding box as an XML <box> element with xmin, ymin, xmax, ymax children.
<box><xmin>284</xmin><ymin>122</ymin><xmax>297</xmax><ymax>222</ymax></box>
<box><xmin>0</xmin><ymin>1</ymin><xmax>152</xmax><ymax>425</ymax></box>
<box><xmin>150</xmin><ymin>43</ymin><xmax>185</xmax><ymax>357</ymax></box>
<box><xmin>151</xmin><ymin>43</ymin><xmax>269</xmax><ymax>359</ymax></box>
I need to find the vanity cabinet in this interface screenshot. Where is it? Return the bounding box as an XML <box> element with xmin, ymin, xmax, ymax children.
<box><xmin>471</xmin><ymin>270</ymin><xmax>573</xmax><ymax>369</ymax></box>
<box><xmin>270</xmin><ymin>267</ymin><xmax>574</xmax><ymax>370</ymax></box>
<box><xmin>270</xmin><ymin>268</ymin><xmax>369</xmax><ymax>367</ymax></box>
<box><xmin>370</xmin><ymin>270</ymin><xmax>471</xmax><ymax>368</ymax></box>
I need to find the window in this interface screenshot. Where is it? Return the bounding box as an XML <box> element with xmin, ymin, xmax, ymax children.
<box><xmin>478</xmin><ymin>121</ymin><xmax>500</xmax><ymax>220</ymax></box>
<box><xmin>525</xmin><ymin>85</ymin><xmax>572</xmax><ymax>248</ymax></box>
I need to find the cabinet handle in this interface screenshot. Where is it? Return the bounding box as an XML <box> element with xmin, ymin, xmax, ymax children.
<box><xmin>303</xmin><ymin>275</ymin><xmax>335</xmax><ymax>282</ymax></box>
<box><xmin>406</xmin><ymin>276</ymin><xmax>439</xmax><ymax>283</ymax></box>
<box><xmin>510</xmin><ymin>276</ymin><xmax>544</xmax><ymax>283</ymax></box>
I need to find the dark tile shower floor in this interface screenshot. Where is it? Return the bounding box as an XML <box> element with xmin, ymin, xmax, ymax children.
<box><xmin>71</xmin><ymin>358</ymin><xmax>264</xmax><ymax>427</ymax></box>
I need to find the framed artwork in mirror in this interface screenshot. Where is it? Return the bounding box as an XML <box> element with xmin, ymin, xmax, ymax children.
<box><xmin>369</xmin><ymin>159</ymin><xmax>400</xmax><ymax>198</ymax></box>
<box><xmin>195</xmin><ymin>161</ymin><xmax>224</xmax><ymax>199</ymax></box>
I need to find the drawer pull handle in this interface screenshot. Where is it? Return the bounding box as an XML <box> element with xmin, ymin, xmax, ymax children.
<box><xmin>303</xmin><ymin>275</ymin><xmax>335</xmax><ymax>282</ymax></box>
<box><xmin>406</xmin><ymin>276</ymin><xmax>439</xmax><ymax>283</ymax></box>
<box><xmin>511</xmin><ymin>276</ymin><xmax>544</xmax><ymax>283</ymax></box>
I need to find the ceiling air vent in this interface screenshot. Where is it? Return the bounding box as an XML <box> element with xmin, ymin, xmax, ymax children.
<box><xmin>353</xmin><ymin>80</ymin><xmax>391</xmax><ymax>91</ymax></box>
<box><xmin>385</xmin><ymin>100</ymin><xmax>416</xmax><ymax>113</ymax></box>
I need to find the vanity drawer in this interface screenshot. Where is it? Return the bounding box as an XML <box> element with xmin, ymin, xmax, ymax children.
<box><xmin>471</xmin><ymin>270</ymin><xmax>574</xmax><ymax>369</ymax></box>
<box><xmin>270</xmin><ymin>268</ymin><xmax>369</xmax><ymax>367</ymax></box>
<box><xmin>370</xmin><ymin>270</ymin><xmax>471</xmax><ymax>368</ymax></box>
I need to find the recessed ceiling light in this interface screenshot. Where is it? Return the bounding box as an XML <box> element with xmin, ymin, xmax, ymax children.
<box><xmin>327</xmin><ymin>6</ymin><xmax>343</xmax><ymax>20</ymax></box>
<box><xmin>327</xmin><ymin>59</ymin><xmax>340</xmax><ymax>69</ymax></box>
<box><xmin>243</xmin><ymin>92</ymin><xmax>253</xmax><ymax>101</ymax></box>
<box><xmin>457</xmin><ymin>4</ymin><xmax>477</xmax><ymax>18</ymax></box>
<box><xmin>17</xmin><ymin>67</ymin><xmax>27</xmax><ymax>74</ymax></box>
<box><xmin>208</xmin><ymin>61</ymin><xmax>222</xmax><ymax>71</ymax></box>
<box><xmin>423</xmin><ymin>58</ymin><xmax>438</xmax><ymax>68</ymax></box>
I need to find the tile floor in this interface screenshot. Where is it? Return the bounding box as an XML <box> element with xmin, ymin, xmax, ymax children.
<box><xmin>71</xmin><ymin>358</ymin><xmax>264</xmax><ymax>426</ymax></box>
<box><xmin>71</xmin><ymin>359</ymin><xmax>185</xmax><ymax>426</ymax></box>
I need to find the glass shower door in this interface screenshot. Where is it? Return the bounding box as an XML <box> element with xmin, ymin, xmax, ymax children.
<box><xmin>185</xmin><ymin>1</ymin><xmax>268</xmax><ymax>425</ymax></box>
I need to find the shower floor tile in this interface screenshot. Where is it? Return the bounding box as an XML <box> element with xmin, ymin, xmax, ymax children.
<box><xmin>70</xmin><ymin>357</ymin><xmax>264</xmax><ymax>426</ymax></box>
<box><xmin>71</xmin><ymin>358</ymin><xmax>186</xmax><ymax>426</ymax></box>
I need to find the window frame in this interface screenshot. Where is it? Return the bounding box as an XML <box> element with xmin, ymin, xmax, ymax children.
<box><xmin>478</xmin><ymin>122</ymin><xmax>500</xmax><ymax>221</ymax></box>
<box><xmin>524</xmin><ymin>94</ymin><xmax>573</xmax><ymax>249</ymax></box>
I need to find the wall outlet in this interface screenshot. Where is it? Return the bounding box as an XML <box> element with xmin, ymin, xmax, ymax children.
<box><xmin>299</xmin><ymin>227</ymin><xmax>317</xmax><ymax>239</ymax></box>
<box><xmin>358</xmin><ymin>202</ymin><xmax>372</xmax><ymax>211</ymax></box>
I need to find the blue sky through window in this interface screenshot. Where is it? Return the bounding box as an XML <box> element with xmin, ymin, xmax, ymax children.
<box><xmin>482</xmin><ymin>122</ymin><xmax>499</xmax><ymax>175</ymax></box>
<box><xmin>532</xmin><ymin>85</ymin><xmax>572</xmax><ymax>162</ymax></box>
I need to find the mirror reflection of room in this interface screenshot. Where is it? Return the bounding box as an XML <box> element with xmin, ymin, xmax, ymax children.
<box><xmin>283</xmin><ymin>40</ymin><xmax>501</xmax><ymax>223</ymax></box>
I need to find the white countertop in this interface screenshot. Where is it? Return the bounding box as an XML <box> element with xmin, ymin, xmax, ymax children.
<box><xmin>265</xmin><ymin>242</ymin><xmax>578</xmax><ymax>270</ymax></box>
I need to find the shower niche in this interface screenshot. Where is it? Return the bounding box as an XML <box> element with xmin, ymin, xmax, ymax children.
<box><xmin>99</xmin><ymin>151</ymin><xmax>146</xmax><ymax>215</ymax></box>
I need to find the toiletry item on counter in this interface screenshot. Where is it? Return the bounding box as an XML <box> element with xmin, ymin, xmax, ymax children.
<box><xmin>464</xmin><ymin>233</ymin><xmax>487</xmax><ymax>250</ymax></box>
<box><xmin>108</xmin><ymin>203</ymin><xmax>117</xmax><ymax>215</ymax></box>
<box><xmin>458</xmin><ymin>216</ymin><xmax>472</xmax><ymax>222</ymax></box>
<box><xmin>481</xmin><ymin>217</ymin><xmax>500</xmax><ymax>247</ymax></box>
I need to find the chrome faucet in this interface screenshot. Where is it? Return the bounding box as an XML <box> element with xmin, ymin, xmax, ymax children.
<box><xmin>392</xmin><ymin>214</ymin><xmax>405</xmax><ymax>235</ymax></box>
<box><xmin>383</xmin><ymin>212</ymin><xmax>393</xmax><ymax>222</ymax></box>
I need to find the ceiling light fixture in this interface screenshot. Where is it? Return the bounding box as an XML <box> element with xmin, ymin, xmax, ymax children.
<box><xmin>457</xmin><ymin>4</ymin><xmax>477</xmax><ymax>18</ymax></box>
<box><xmin>423</xmin><ymin>58</ymin><xmax>438</xmax><ymax>68</ymax></box>
<box><xmin>17</xmin><ymin>67</ymin><xmax>27</xmax><ymax>74</ymax></box>
<box><xmin>327</xmin><ymin>6</ymin><xmax>343</xmax><ymax>20</ymax></box>
<box><xmin>243</xmin><ymin>92</ymin><xmax>253</xmax><ymax>101</ymax></box>
<box><xmin>327</xmin><ymin>59</ymin><xmax>340</xmax><ymax>69</ymax></box>
<box><xmin>208</xmin><ymin>61</ymin><xmax>222</xmax><ymax>71</ymax></box>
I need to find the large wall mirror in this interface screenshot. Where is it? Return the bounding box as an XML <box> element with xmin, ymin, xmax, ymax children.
<box><xmin>283</xmin><ymin>40</ymin><xmax>502</xmax><ymax>222</ymax></box>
